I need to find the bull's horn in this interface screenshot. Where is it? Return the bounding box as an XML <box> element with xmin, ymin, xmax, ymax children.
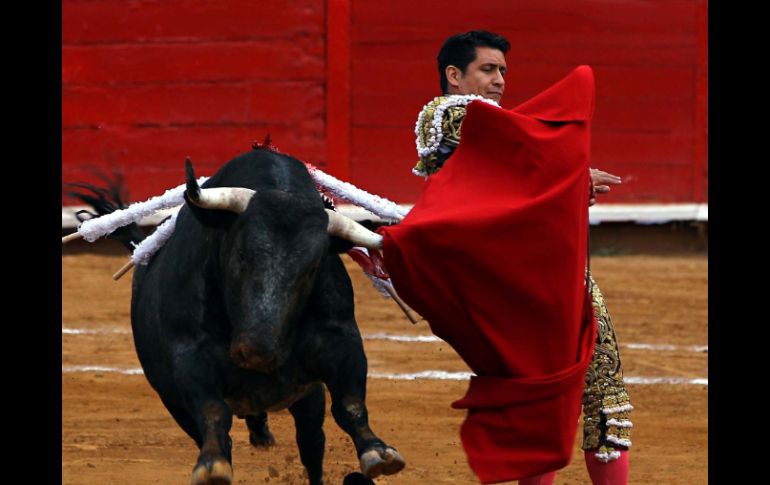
<box><xmin>185</xmin><ymin>157</ymin><xmax>256</xmax><ymax>213</ymax></box>
<box><xmin>188</xmin><ymin>187</ymin><xmax>256</xmax><ymax>213</ymax></box>
<box><xmin>326</xmin><ymin>209</ymin><xmax>383</xmax><ymax>249</ymax></box>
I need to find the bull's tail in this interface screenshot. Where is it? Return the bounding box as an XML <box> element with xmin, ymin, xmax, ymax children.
<box><xmin>65</xmin><ymin>172</ymin><xmax>146</xmax><ymax>252</ymax></box>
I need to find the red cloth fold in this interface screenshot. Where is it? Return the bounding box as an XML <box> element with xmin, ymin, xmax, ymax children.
<box><xmin>378</xmin><ymin>65</ymin><xmax>598</xmax><ymax>483</ymax></box>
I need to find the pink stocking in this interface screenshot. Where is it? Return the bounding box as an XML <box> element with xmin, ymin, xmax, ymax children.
<box><xmin>584</xmin><ymin>450</ymin><xmax>629</xmax><ymax>485</ymax></box>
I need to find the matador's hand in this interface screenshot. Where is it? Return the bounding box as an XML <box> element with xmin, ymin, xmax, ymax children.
<box><xmin>589</xmin><ymin>168</ymin><xmax>622</xmax><ymax>206</ymax></box>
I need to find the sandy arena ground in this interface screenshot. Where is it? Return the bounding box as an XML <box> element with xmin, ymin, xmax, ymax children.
<box><xmin>62</xmin><ymin>245</ymin><xmax>707</xmax><ymax>484</ymax></box>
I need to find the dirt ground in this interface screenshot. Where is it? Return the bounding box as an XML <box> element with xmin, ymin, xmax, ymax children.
<box><xmin>62</xmin><ymin>245</ymin><xmax>707</xmax><ymax>484</ymax></box>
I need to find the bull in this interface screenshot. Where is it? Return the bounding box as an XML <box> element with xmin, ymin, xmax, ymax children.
<box><xmin>75</xmin><ymin>147</ymin><xmax>405</xmax><ymax>485</ymax></box>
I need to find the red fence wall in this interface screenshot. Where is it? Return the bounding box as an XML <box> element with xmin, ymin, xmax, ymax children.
<box><xmin>62</xmin><ymin>0</ymin><xmax>327</xmax><ymax>202</ymax></box>
<box><xmin>63</xmin><ymin>0</ymin><xmax>707</xmax><ymax>205</ymax></box>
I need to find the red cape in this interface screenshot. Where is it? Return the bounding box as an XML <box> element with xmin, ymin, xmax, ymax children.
<box><xmin>379</xmin><ymin>66</ymin><xmax>598</xmax><ymax>483</ymax></box>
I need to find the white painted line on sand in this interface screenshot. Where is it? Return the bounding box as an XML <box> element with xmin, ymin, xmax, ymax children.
<box><xmin>63</xmin><ymin>328</ymin><xmax>707</xmax><ymax>354</ymax></box>
<box><xmin>623</xmin><ymin>376</ymin><xmax>708</xmax><ymax>385</ymax></box>
<box><xmin>62</xmin><ymin>365</ymin><xmax>144</xmax><ymax>375</ymax></box>
<box><xmin>369</xmin><ymin>370</ymin><xmax>473</xmax><ymax>380</ymax></box>
<box><xmin>623</xmin><ymin>343</ymin><xmax>707</xmax><ymax>352</ymax></box>
<box><xmin>364</xmin><ymin>333</ymin><xmax>443</xmax><ymax>343</ymax></box>
<box><xmin>61</xmin><ymin>366</ymin><xmax>707</xmax><ymax>385</ymax></box>
<box><xmin>62</xmin><ymin>327</ymin><xmax>130</xmax><ymax>335</ymax></box>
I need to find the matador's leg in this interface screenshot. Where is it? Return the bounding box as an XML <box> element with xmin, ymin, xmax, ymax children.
<box><xmin>581</xmin><ymin>274</ymin><xmax>633</xmax><ymax>464</ymax></box>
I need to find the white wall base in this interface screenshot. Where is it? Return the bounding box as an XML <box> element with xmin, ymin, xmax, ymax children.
<box><xmin>62</xmin><ymin>203</ymin><xmax>709</xmax><ymax>229</ymax></box>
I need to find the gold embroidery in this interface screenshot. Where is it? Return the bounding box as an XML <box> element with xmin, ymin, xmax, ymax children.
<box><xmin>582</xmin><ymin>274</ymin><xmax>633</xmax><ymax>454</ymax></box>
<box><xmin>413</xmin><ymin>97</ymin><xmax>467</xmax><ymax>176</ymax></box>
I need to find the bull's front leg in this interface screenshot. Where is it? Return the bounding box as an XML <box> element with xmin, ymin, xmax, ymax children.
<box><xmin>190</xmin><ymin>399</ymin><xmax>234</xmax><ymax>485</ymax></box>
<box><xmin>321</xmin><ymin>334</ymin><xmax>406</xmax><ymax>479</ymax></box>
<box><xmin>288</xmin><ymin>382</ymin><xmax>326</xmax><ymax>485</ymax></box>
<box><xmin>167</xmin><ymin>353</ymin><xmax>235</xmax><ymax>485</ymax></box>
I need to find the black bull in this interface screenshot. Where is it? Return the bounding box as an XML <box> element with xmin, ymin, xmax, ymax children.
<box><xmin>124</xmin><ymin>148</ymin><xmax>404</xmax><ymax>484</ymax></box>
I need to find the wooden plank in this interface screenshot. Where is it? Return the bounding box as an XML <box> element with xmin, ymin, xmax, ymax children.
<box><xmin>593</xmin><ymin>132</ymin><xmax>694</xmax><ymax>167</ymax></box>
<box><xmin>62</xmin><ymin>0</ymin><xmax>323</xmax><ymax>44</ymax></box>
<box><xmin>351</xmin><ymin>60</ymin><xmax>435</xmax><ymax>95</ymax></box>
<box><xmin>351</xmin><ymin>127</ymin><xmax>415</xmax><ymax>161</ymax></box>
<box><xmin>352</xmin><ymin>0</ymin><xmax>697</xmax><ymax>33</ymax></box>
<box><xmin>594</xmin><ymin>98</ymin><xmax>695</xmax><ymax>133</ymax></box>
<box><xmin>326</xmin><ymin>0</ymin><xmax>352</xmax><ymax>181</ymax></box>
<box><xmin>62</xmin><ymin>82</ymin><xmax>325</xmax><ymax>127</ymax></box>
<box><xmin>351</xmin><ymin>92</ymin><xmax>432</xmax><ymax>127</ymax></box>
<box><xmin>63</xmin><ymin>125</ymin><xmax>326</xmax><ymax>174</ymax></box>
<box><xmin>62</xmin><ymin>41</ymin><xmax>325</xmax><ymax>85</ymax></box>
<box><xmin>63</xmin><ymin>129</ymin><xmax>328</xmax><ymax>203</ymax></box>
<box><xmin>350</xmin><ymin>126</ymin><xmax>426</xmax><ymax>202</ymax></box>
<box><xmin>349</xmin><ymin>157</ymin><xmax>427</xmax><ymax>203</ymax></box>
<box><xmin>62</xmin><ymin>168</ymin><xmax>225</xmax><ymax>206</ymax></box>
<box><xmin>593</xmin><ymin>164</ymin><xmax>695</xmax><ymax>203</ymax></box>
<box><xmin>693</xmin><ymin>0</ymin><xmax>708</xmax><ymax>202</ymax></box>
<box><xmin>353</xmin><ymin>34</ymin><xmax>697</xmax><ymax>67</ymax></box>
<box><xmin>354</xmin><ymin>27</ymin><xmax>697</xmax><ymax>50</ymax></box>
<box><xmin>351</xmin><ymin>60</ymin><xmax>695</xmax><ymax>100</ymax></box>
<box><xmin>595</xmin><ymin>66</ymin><xmax>695</xmax><ymax>100</ymax></box>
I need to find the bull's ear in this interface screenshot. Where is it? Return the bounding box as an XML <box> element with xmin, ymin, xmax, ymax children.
<box><xmin>183</xmin><ymin>157</ymin><xmax>237</xmax><ymax>228</ymax></box>
<box><xmin>183</xmin><ymin>191</ymin><xmax>238</xmax><ymax>228</ymax></box>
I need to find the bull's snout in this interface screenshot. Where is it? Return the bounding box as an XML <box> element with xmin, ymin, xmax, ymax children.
<box><xmin>230</xmin><ymin>340</ymin><xmax>279</xmax><ymax>372</ymax></box>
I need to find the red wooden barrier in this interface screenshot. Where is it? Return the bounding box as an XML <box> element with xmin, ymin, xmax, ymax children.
<box><xmin>62</xmin><ymin>0</ymin><xmax>707</xmax><ymax>206</ymax></box>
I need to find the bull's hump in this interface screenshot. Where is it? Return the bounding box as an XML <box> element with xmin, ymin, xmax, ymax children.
<box><xmin>208</xmin><ymin>150</ymin><xmax>315</xmax><ymax>194</ymax></box>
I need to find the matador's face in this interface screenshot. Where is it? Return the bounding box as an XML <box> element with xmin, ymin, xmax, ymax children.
<box><xmin>447</xmin><ymin>47</ymin><xmax>507</xmax><ymax>103</ymax></box>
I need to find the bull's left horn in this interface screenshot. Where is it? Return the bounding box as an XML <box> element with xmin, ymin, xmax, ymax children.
<box><xmin>185</xmin><ymin>157</ymin><xmax>256</xmax><ymax>213</ymax></box>
<box><xmin>326</xmin><ymin>209</ymin><xmax>383</xmax><ymax>250</ymax></box>
<box><xmin>188</xmin><ymin>187</ymin><xmax>257</xmax><ymax>213</ymax></box>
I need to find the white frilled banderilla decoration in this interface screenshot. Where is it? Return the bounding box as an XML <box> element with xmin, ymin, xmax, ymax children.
<box><xmin>62</xmin><ymin>159</ymin><xmax>419</xmax><ymax>323</ymax></box>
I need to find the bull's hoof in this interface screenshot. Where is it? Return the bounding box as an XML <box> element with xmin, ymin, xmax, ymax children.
<box><xmin>248</xmin><ymin>429</ymin><xmax>276</xmax><ymax>449</ymax></box>
<box><xmin>191</xmin><ymin>458</ymin><xmax>232</xmax><ymax>485</ymax></box>
<box><xmin>359</xmin><ymin>447</ymin><xmax>405</xmax><ymax>479</ymax></box>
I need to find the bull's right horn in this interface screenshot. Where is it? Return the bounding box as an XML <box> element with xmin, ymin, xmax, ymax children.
<box><xmin>185</xmin><ymin>157</ymin><xmax>256</xmax><ymax>213</ymax></box>
<box><xmin>326</xmin><ymin>209</ymin><xmax>383</xmax><ymax>250</ymax></box>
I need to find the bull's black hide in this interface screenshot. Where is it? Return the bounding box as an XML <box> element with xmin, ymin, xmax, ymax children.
<box><xmin>72</xmin><ymin>148</ymin><xmax>404</xmax><ymax>485</ymax></box>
